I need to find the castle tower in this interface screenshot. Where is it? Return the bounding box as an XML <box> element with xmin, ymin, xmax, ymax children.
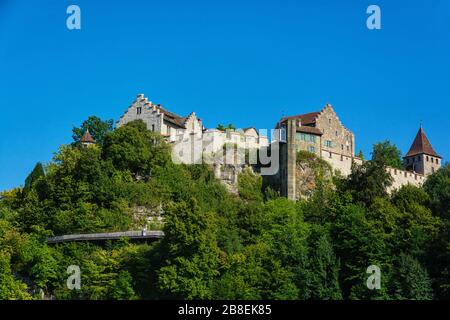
<box><xmin>404</xmin><ymin>126</ymin><xmax>441</xmax><ymax>175</ymax></box>
<box><xmin>80</xmin><ymin>129</ymin><xmax>96</xmax><ymax>147</ymax></box>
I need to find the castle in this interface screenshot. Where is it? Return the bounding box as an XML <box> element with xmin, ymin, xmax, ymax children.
<box><xmin>274</xmin><ymin>105</ymin><xmax>442</xmax><ymax>199</ymax></box>
<box><xmin>117</xmin><ymin>94</ymin><xmax>269</xmax><ymax>150</ymax></box>
<box><xmin>117</xmin><ymin>94</ymin><xmax>442</xmax><ymax>200</ymax></box>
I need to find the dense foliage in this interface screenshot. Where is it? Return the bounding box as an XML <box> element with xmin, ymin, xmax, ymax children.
<box><xmin>0</xmin><ymin>118</ymin><xmax>448</xmax><ymax>300</ymax></box>
<box><xmin>372</xmin><ymin>140</ymin><xmax>404</xmax><ymax>169</ymax></box>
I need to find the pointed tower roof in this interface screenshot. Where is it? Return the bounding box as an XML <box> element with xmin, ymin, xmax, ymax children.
<box><xmin>405</xmin><ymin>127</ymin><xmax>440</xmax><ymax>158</ymax></box>
<box><xmin>80</xmin><ymin>129</ymin><xmax>95</xmax><ymax>144</ymax></box>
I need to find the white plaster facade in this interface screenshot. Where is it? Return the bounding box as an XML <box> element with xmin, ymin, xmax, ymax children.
<box><xmin>117</xmin><ymin>94</ymin><xmax>203</xmax><ymax>142</ymax></box>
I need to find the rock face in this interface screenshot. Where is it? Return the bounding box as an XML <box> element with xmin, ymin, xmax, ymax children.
<box><xmin>131</xmin><ymin>205</ymin><xmax>164</xmax><ymax>230</ymax></box>
<box><xmin>214</xmin><ymin>163</ymin><xmax>258</xmax><ymax>194</ymax></box>
<box><xmin>295</xmin><ymin>151</ymin><xmax>333</xmax><ymax>200</ymax></box>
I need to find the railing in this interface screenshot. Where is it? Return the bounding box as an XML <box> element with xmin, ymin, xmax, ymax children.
<box><xmin>46</xmin><ymin>230</ymin><xmax>164</xmax><ymax>244</ymax></box>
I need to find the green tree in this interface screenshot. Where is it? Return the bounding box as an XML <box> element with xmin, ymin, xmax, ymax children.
<box><xmin>0</xmin><ymin>251</ymin><xmax>32</xmax><ymax>300</ymax></box>
<box><xmin>302</xmin><ymin>225</ymin><xmax>342</xmax><ymax>300</ymax></box>
<box><xmin>423</xmin><ymin>164</ymin><xmax>450</xmax><ymax>219</ymax></box>
<box><xmin>23</xmin><ymin>162</ymin><xmax>45</xmax><ymax>196</ymax></box>
<box><xmin>390</xmin><ymin>253</ymin><xmax>433</xmax><ymax>300</ymax></box>
<box><xmin>157</xmin><ymin>199</ymin><xmax>220</xmax><ymax>299</ymax></box>
<box><xmin>357</xmin><ymin>150</ymin><xmax>364</xmax><ymax>160</ymax></box>
<box><xmin>423</xmin><ymin>164</ymin><xmax>450</xmax><ymax>299</ymax></box>
<box><xmin>238</xmin><ymin>169</ymin><xmax>264</xmax><ymax>202</ymax></box>
<box><xmin>342</xmin><ymin>157</ymin><xmax>393</xmax><ymax>206</ymax></box>
<box><xmin>102</xmin><ymin>120</ymin><xmax>170</xmax><ymax>178</ymax></box>
<box><xmin>72</xmin><ymin>116</ymin><xmax>113</xmax><ymax>145</ymax></box>
<box><xmin>372</xmin><ymin>140</ymin><xmax>403</xmax><ymax>169</ymax></box>
<box><xmin>332</xmin><ymin>204</ymin><xmax>391</xmax><ymax>299</ymax></box>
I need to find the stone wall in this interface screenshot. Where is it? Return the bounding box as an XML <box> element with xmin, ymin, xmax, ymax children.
<box><xmin>387</xmin><ymin>167</ymin><xmax>425</xmax><ymax>193</ymax></box>
<box><xmin>117</xmin><ymin>94</ymin><xmax>164</xmax><ymax>133</ymax></box>
<box><xmin>321</xmin><ymin>149</ymin><xmax>363</xmax><ymax>176</ymax></box>
<box><xmin>315</xmin><ymin>105</ymin><xmax>355</xmax><ymax>157</ymax></box>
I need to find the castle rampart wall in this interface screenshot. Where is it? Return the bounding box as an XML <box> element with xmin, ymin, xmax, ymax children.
<box><xmin>387</xmin><ymin>166</ymin><xmax>425</xmax><ymax>193</ymax></box>
<box><xmin>320</xmin><ymin>149</ymin><xmax>363</xmax><ymax>176</ymax></box>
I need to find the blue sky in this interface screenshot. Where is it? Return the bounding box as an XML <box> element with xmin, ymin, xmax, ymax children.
<box><xmin>0</xmin><ymin>0</ymin><xmax>449</xmax><ymax>191</ymax></box>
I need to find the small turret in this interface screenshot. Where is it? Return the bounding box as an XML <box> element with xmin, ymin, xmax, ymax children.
<box><xmin>80</xmin><ymin>129</ymin><xmax>96</xmax><ymax>147</ymax></box>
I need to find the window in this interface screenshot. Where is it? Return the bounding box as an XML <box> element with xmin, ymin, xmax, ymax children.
<box><xmin>347</xmin><ymin>146</ymin><xmax>350</xmax><ymax>151</ymax></box>
<box><xmin>296</xmin><ymin>133</ymin><xmax>316</xmax><ymax>143</ymax></box>
<box><xmin>335</xmin><ymin>130</ymin><xmax>338</xmax><ymax>137</ymax></box>
<box><xmin>308</xmin><ymin>146</ymin><xmax>316</xmax><ymax>153</ymax></box>
<box><xmin>137</xmin><ymin>107</ymin><xmax>142</xmax><ymax>115</ymax></box>
<box><xmin>151</xmin><ymin>124</ymin><xmax>155</xmax><ymax>132</ymax></box>
<box><xmin>279</xmin><ymin>126</ymin><xmax>287</xmax><ymax>142</ymax></box>
<box><xmin>341</xmin><ymin>144</ymin><xmax>344</xmax><ymax>150</ymax></box>
<box><xmin>431</xmin><ymin>157</ymin><xmax>434</xmax><ymax>163</ymax></box>
<box><xmin>436</xmin><ymin>158</ymin><xmax>439</xmax><ymax>164</ymax></box>
<box><xmin>328</xmin><ymin>119</ymin><xmax>332</xmax><ymax>124</ymax></box>
<box><xmin>325</xmin><ymin>140</ymin><xmax>333</xmax><ymax>148</ymax></box>
<box><xmin>426</xmin><ymin>156</ymin><xmax>429</xmax><ymax>162</ymax></box>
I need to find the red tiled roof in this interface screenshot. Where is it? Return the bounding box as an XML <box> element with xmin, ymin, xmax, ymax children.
<box><xmin>80</xmin><ymin>130</ymin><xmax>95</xmax><ymax>143</ymax></box>
<box><xmin>283</xmin><ymin>111</ymin><xmax>320</xmax><ymax>125</ymax></box>
<box><xmin>296</xmin><ymin>126</ymin><xmax>323</xmax><ymax>135</ymax></box>
<box><xmin>405</xmin><ymin>127</ymin><xmax>440</xmax><ymax>158</ymax></box>
<box><xmin>277</xmin><ymin>111</ymin><xmax>321</xmax><ymax>128</ymax></box>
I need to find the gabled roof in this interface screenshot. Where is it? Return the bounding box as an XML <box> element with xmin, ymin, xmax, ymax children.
<box><xmin>297</xmin><ymin>126</ymin><xmax>323</xmax><ymax>135</ymax></box>
<box><xmin>282</xmin><ymin>111</ymin><xmax>321</xmax><ymax>125</ymax></box>
<box><xmin>156</xmin><ymin>105</ymin><xmax>187</xmax><ymax>128</ymax></box>
<box><xmin>276</xmin><ymin>111</ymin><xmax>321</xmax><ymax>129</ymax></box>
<box><xmin>80</xmin><ymin>129</ymin><xmax>95</xmax><ymax>144</ymax></box>
<box><xmin>405</xmin><ymin>127</ymin><xmax>440</xmax><ymax>158</ymax></box>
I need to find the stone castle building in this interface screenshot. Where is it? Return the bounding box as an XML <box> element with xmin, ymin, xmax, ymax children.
<box><xmin>117</xmin><ymin>94</ymin><xmax>269</xmax><ymax>164</ymax></box>
<box><xmin>274</xmin><ymin>104</ymin><xmax>442</xmax><ymax>200</ymax></box>
<box><xmin>117</xmin><ymin>94</ymin><xmax>204</xmax><ymax>141</ymax></box>
<box><xmin>117</xmin><ymin>95</ymin><xmax>442</xmax><ymax>200</ymax></box>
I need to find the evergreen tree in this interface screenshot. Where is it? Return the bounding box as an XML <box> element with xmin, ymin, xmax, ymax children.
<box><xmin>390</xmin><ymin>253</ymin><xmax>433</xmax><ymax>300</ymax></box>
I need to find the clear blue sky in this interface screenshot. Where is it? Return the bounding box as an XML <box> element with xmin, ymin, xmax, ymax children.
<box><xmin>0</xmin><ymin>0</ymin><xmax>449</xmax><ymax>191</ymax></box>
